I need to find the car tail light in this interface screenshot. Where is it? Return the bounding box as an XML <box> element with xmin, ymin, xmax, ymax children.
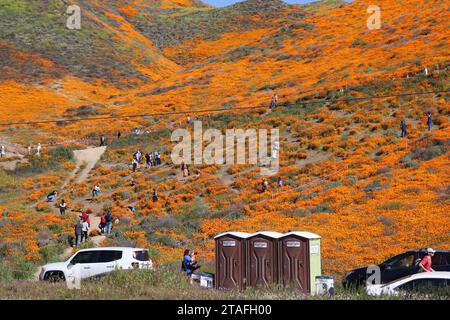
<box><xmin>131</xmin><ymin>262</ymin><xmax>139</xmax><ymax>269</ymax></box>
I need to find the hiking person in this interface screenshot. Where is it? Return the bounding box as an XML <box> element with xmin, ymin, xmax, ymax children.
<box><xmin>426</xmin><ymin>111</ymin><xmax>432</xmax><ymax>131</ymax></box>
<box><xmin>269</xmin><ymin>94</ymin><xmax>278</xmax><ymax>110</ymax></box>
<box><xmin>154</xmin><ymin>151</ymin><xmax>161</xmax><ymax>165</ymax></box>
<box><xmin>277</xmin><ymin>177</ymin><xmax>283</xmax><ymax>188</ymax></box>
<box><xmin>182</xmin><ymin>249</ymin><xmax>193</xmax><ymax>276</ymax></box>
<box><xmin>99</xmin><ymin>214</ymin><xmax>106</xmax><ymax>234</ymax></box>
<box><xmin>400</xmin><ymin>121</ymin><xmax>407</xmax><ymax>138</ymax></box>
<box><xmin>183</xmin><ymin>164</ymin><xmax>189</xmax><ymax>177</ymax></box>
<box><xmin>152</xmin><ymin>189</ymin><xmax>158</xmax><ymax>203</ymax></box>
<box><xmin>59</xmin><ymin>199</ymin><xmax>67</xmax><ymax>215</ymax></box>
<box><xmin>36</xmin><ymin>143</ymin><xmax>41</xmax><ymax>156</ymax></box>
<box><xmin>132</xmin><ymin>157</ymin><xmax>138</xmax><ymax>172</ymax></box>
<box><xmin>424</xmin><ymin>67</ymin><xmax>429</xmax><ymax>76</ymax></box>
<box><xmin>80</xmin><ymin>210</ymin><xmax>90</xmax><ymax>227</ymax></box>
<box><xmin>74</xmin><ymin>220</ymin><xmax>82</xmax><ymax>247</ymax></box>
<box><xmin>81</xmin><ymin>220</ymin><xmax>89</xmax><ymax>243</ymax></box>
<box><xmin>418</xmin><ymin>248</ymin><xmax>436</xmax><ymax>272</ymax></box>
<box><xmin>47</xmin><ymin>190</ymin><xmax>58</xmax><ymax>202</ymax></box>
<box><xmin>100</xmin><ymin>136</ymin><xmax>106</xmax><ymax>146</ymax></box>
<box><xmin>186</xmin><ymin>115</ymin><xmax>191</xmax><ymax>125</ymax></box>
<box><xmin>105</xmin><ymin>211</ymin><xmax>113</xmax><ymax>236</ymax></box>
<box><xmin>92</xmin><ymin>184</ymin><xmax>100</xmax><ymax>198</ymax></box>
<box><xmin>0</xmin><ymin>145</ymin><xmax>5</xmax><ymax>158</ymax></box>
<box><xmin>28</xmin><ymin>145</ymin><xmax>31</xmax><ymax>155</ymax></box>
<box><xmin>117</xmin><ymin>131</ymin><xmax>121</xmax><ymax>139</ymax></box>
<box><xmin>262</xmin><ymin>179</ymin><xmax>268</xmax><ymax>192</ymax></box>
<box><xmin>145</xmin><ymin>153</ymin><xmax>151</xmax><ymax>168</ymax></box>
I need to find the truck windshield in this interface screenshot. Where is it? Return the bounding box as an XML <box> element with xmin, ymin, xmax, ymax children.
<box><xmin>133</xmin><ymin>250</ymin><xmax>150</xmax><ymax>261</ymax></box>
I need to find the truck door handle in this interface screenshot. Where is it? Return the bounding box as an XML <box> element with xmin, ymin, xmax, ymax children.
<box><xmin>83</xmin><ymin>267</ymin><xmax>91</xmax><ymax>269</ymax></box>
<box><xmin>106</xmin><ymin>265</ymin><xmax>114</xmax><ymax>268</ymax></box>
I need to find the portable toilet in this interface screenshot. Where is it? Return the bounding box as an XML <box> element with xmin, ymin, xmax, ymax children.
<box><xmin>278</xmin><ymin>231</ymin><xmax>321</xmax><ymax>294</ymax></box>
<box><xmin>215</xmin><ymin>232</ymin><xmax>252</xmax><ymax>290</ymax></box>
<box><xmin>246</xmin><ymin>231</ymin><xmax>284</xmax><ymax>288</ymax></box>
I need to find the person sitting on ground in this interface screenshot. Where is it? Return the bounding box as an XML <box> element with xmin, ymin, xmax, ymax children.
<box><xmin>47</xmin><ymin>190</ymin><xmax>58</xmax><ymax>202</ymax></box>
<box><xmin>182</xmin><ymin>249</ymin><xmax>193</xmax><ymax>276</ymax></box>
<box><xmin>59</xmin><ymin>199</ymin><xmax>67</xmax><ymax>215</ymax></box>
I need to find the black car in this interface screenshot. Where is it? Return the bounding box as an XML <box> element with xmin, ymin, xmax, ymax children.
<box><xmin>343</xmin><ymin>249</ymin><xmax>450</xmax><ymax>289</ymax></box>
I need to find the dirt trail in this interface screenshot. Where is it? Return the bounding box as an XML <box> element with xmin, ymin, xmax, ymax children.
<box><xmin>61</xmin><ymin>146</ymin><xmax>106</xmax><ymax>188</ymax></box>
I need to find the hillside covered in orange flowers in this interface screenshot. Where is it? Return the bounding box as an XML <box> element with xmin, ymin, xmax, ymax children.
<box><xmin>0</xmin><ymin>0</ymin><xmax>449</xmax><ymax>280</ymax></box>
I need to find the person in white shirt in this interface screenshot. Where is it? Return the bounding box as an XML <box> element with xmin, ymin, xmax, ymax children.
<box><xmin>81</xmin><ymin>220</ymin><xmax>89</xmax><ymax>243</ymax></box>
<box><xmin>36</xmin><ymin>143</ymin><xmax>41</xmax><ymax>156</ymax></box>
<box><xmin>0</xmin><ymin>145</ymin><xmax>5</xmax><ymax>158</ymax></box>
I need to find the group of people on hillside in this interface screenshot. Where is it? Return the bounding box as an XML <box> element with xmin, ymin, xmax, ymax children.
<box><xmin>261</xmin><ymin>177</ymin><xmax>283</xmax><ymax>193</ymax></box>
<box><xmin>73</xmin><ymin>209</ymin><xmax>114</xmax><ymax>247</ymax></box>
<box><xmin>180</xmin><ymin>162</ymin><xmax>201</xmax><ymax>178</ymax></box>
<box><xmin>400</xmin><ymin>112</ymin><xmax>433</xmax><ymax>138</ymax></box>
<box><xmin>132</xmin><ymin>150</ymin><xmax>162</xmax><ymax>172</ymax></box>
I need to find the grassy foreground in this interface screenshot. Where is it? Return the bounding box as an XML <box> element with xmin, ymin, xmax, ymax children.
<box><xmin>0</xmin><ymin>265</ymin><xmax>448</xmax><ymax>300</ymax></box>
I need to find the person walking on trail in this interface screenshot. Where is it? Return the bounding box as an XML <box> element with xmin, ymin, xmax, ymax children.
<box><xmin>269</xmin><ymin>94</ymin><xmax>278</xmax><ymax>110</ymax></box>
<box><xmin>100</xmin><ymin>136</ymin><xmax>106</xmax><ymax>147</ymax></box>
<box><xmin>74</xmin><ymin>220</ymin><xmax>82</xmax><ymax>247</ymax></box>
<box><xmin>186</xmin><ymin>115</ymin><xmax>191</xmax><ymax>125</ymax></box>
<box><xmin>132</xmin><ymin>157</ymin><xmax>138</xmax><ymax>172</ymax></box>
<box><xmin>92</xmin><ymin>184</ymin><xmax>100</xmax><ymax>198</ymax></box>
<box><xmin>105</xmin><ymin>211</ymin><xmax>113</xmax><ymax>236</ymax></box>
<box><xmin>426</xmin><ymin>111</ymin><xmax>433</xmax><ymax>131</ymax></box>
<box><xmin>80</xmin><ymin>210</ymin><xmax>90</xmax><ymax>227</ymax></box>
<box><xmin>0</xmin><ymin>145</ymin><xmax>5</xmax><ymax>158</ymax></box>
<box><xmin>145</xmin><ymin>153</ymin><xmax>151</xmax><ymax>169</ymax></box>
<box><xmin>152</xmin><ymin>189</ymin><xmax>158</xmax><ymax>203</ymax></box>
<box><xmin>400</xmin><ymin>121</ymin><xmax>407</xmax><ymax>138</ymax></box>
<box><xmin>262</xmin><ymin>179</ymin><xmax>268</xmax><ymax>192</ymax></box>
<box><xmin>59</xmin><ymin>199</ymin><xmax>67</xmax><ymax>215</ymax></box>
<box><xmin>81</xmin><ymin>220</ymin><xmax>89</xmax><ymax>243</ymax></box>
<box><xmin>154</xmin><ymin>151</ymin><xmax>160</xmax><ymax>166</ymax></box>
<box><xmin>277</xmin><ymin>177</ymin><xmax>283</xmax><ymax>188</ymax></box>
<box><xmin>117</xmin><ymin>131</ymin><xmax>121</xmax><ymax>140</ymax></box>
<box><xmin>47</xmin><ymin>190</ymin><xmax>58</xmax><ymax>202</ymax></box>
<box><xmin>183</xmin><ymin>164</ymin><xmax>189</xmax><ymax>178</ymax></box>
<box><xmin>28</xmin><ymin>145</ymin><xmax>32</xmax><ymax>155</ymax></box>
<box><xmin>36</xmin><ymin>143</ymin><xmax>41</xmax><ymax>156</ymax></box>
<box><xmin>99</xmin><ymin>214</ymin><xmax>106</xmax><ymax>234</ymax></box>
<box><xmin>419</xmin><ymin>248</ymin><xmax>436</xmax><ymax>272</ymax></box>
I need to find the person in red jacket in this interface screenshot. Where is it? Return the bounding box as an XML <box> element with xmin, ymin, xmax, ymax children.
<box><xmin>419</xmin><ymin>248</ymin><xmax>436</xmax><ymax>272</ymax></box>
<box><xmin>80</xmin><ymin>210</ymin><xmax>90</xmax><ymax>227</ymax></box>
<box><xmin>99</xmin><ymin>214</ymin><xmax>106</xmax><ymax>234</ymax></box>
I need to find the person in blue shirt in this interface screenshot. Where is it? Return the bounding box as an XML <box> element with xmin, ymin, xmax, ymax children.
<box><xmin>427</xmin><ymin>111</ymin><xmax>432</xmax><ymax>131</ymax></box>
<box><xmin>183</xmin><ymin>249</ymin><xmax>192</xmax><ymax>276</ymax></box>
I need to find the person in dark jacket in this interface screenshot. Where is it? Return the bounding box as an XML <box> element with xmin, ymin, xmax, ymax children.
<box><xmin>59</xmin><ymin>199</ymin><xmax>67</xmax><ymax>215</ymax></box>
<box><xmin>400</xmin><ymin>121</ymin><xmax>407</xmax><ymax>138</ymax></box>
<box><xmin>152</xmin><ymin>190</ymin><xmax>158</xmax><ymax>203</ymax></box>
<box><xmin>105</xmin><ymin>211</ymin><xmax>113</xmax><ymax>236</ymax></box>
<box><xmin>74</xmin><ymin>220</ymin><xmax>82</xmax><ymax>247</ymax></box>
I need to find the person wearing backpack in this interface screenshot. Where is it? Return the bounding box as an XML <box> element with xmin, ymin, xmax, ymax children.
<box><xmin>105</xmin><ymin>211</ymin><xmax>113</xmax><ymax>236</ymax></box>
